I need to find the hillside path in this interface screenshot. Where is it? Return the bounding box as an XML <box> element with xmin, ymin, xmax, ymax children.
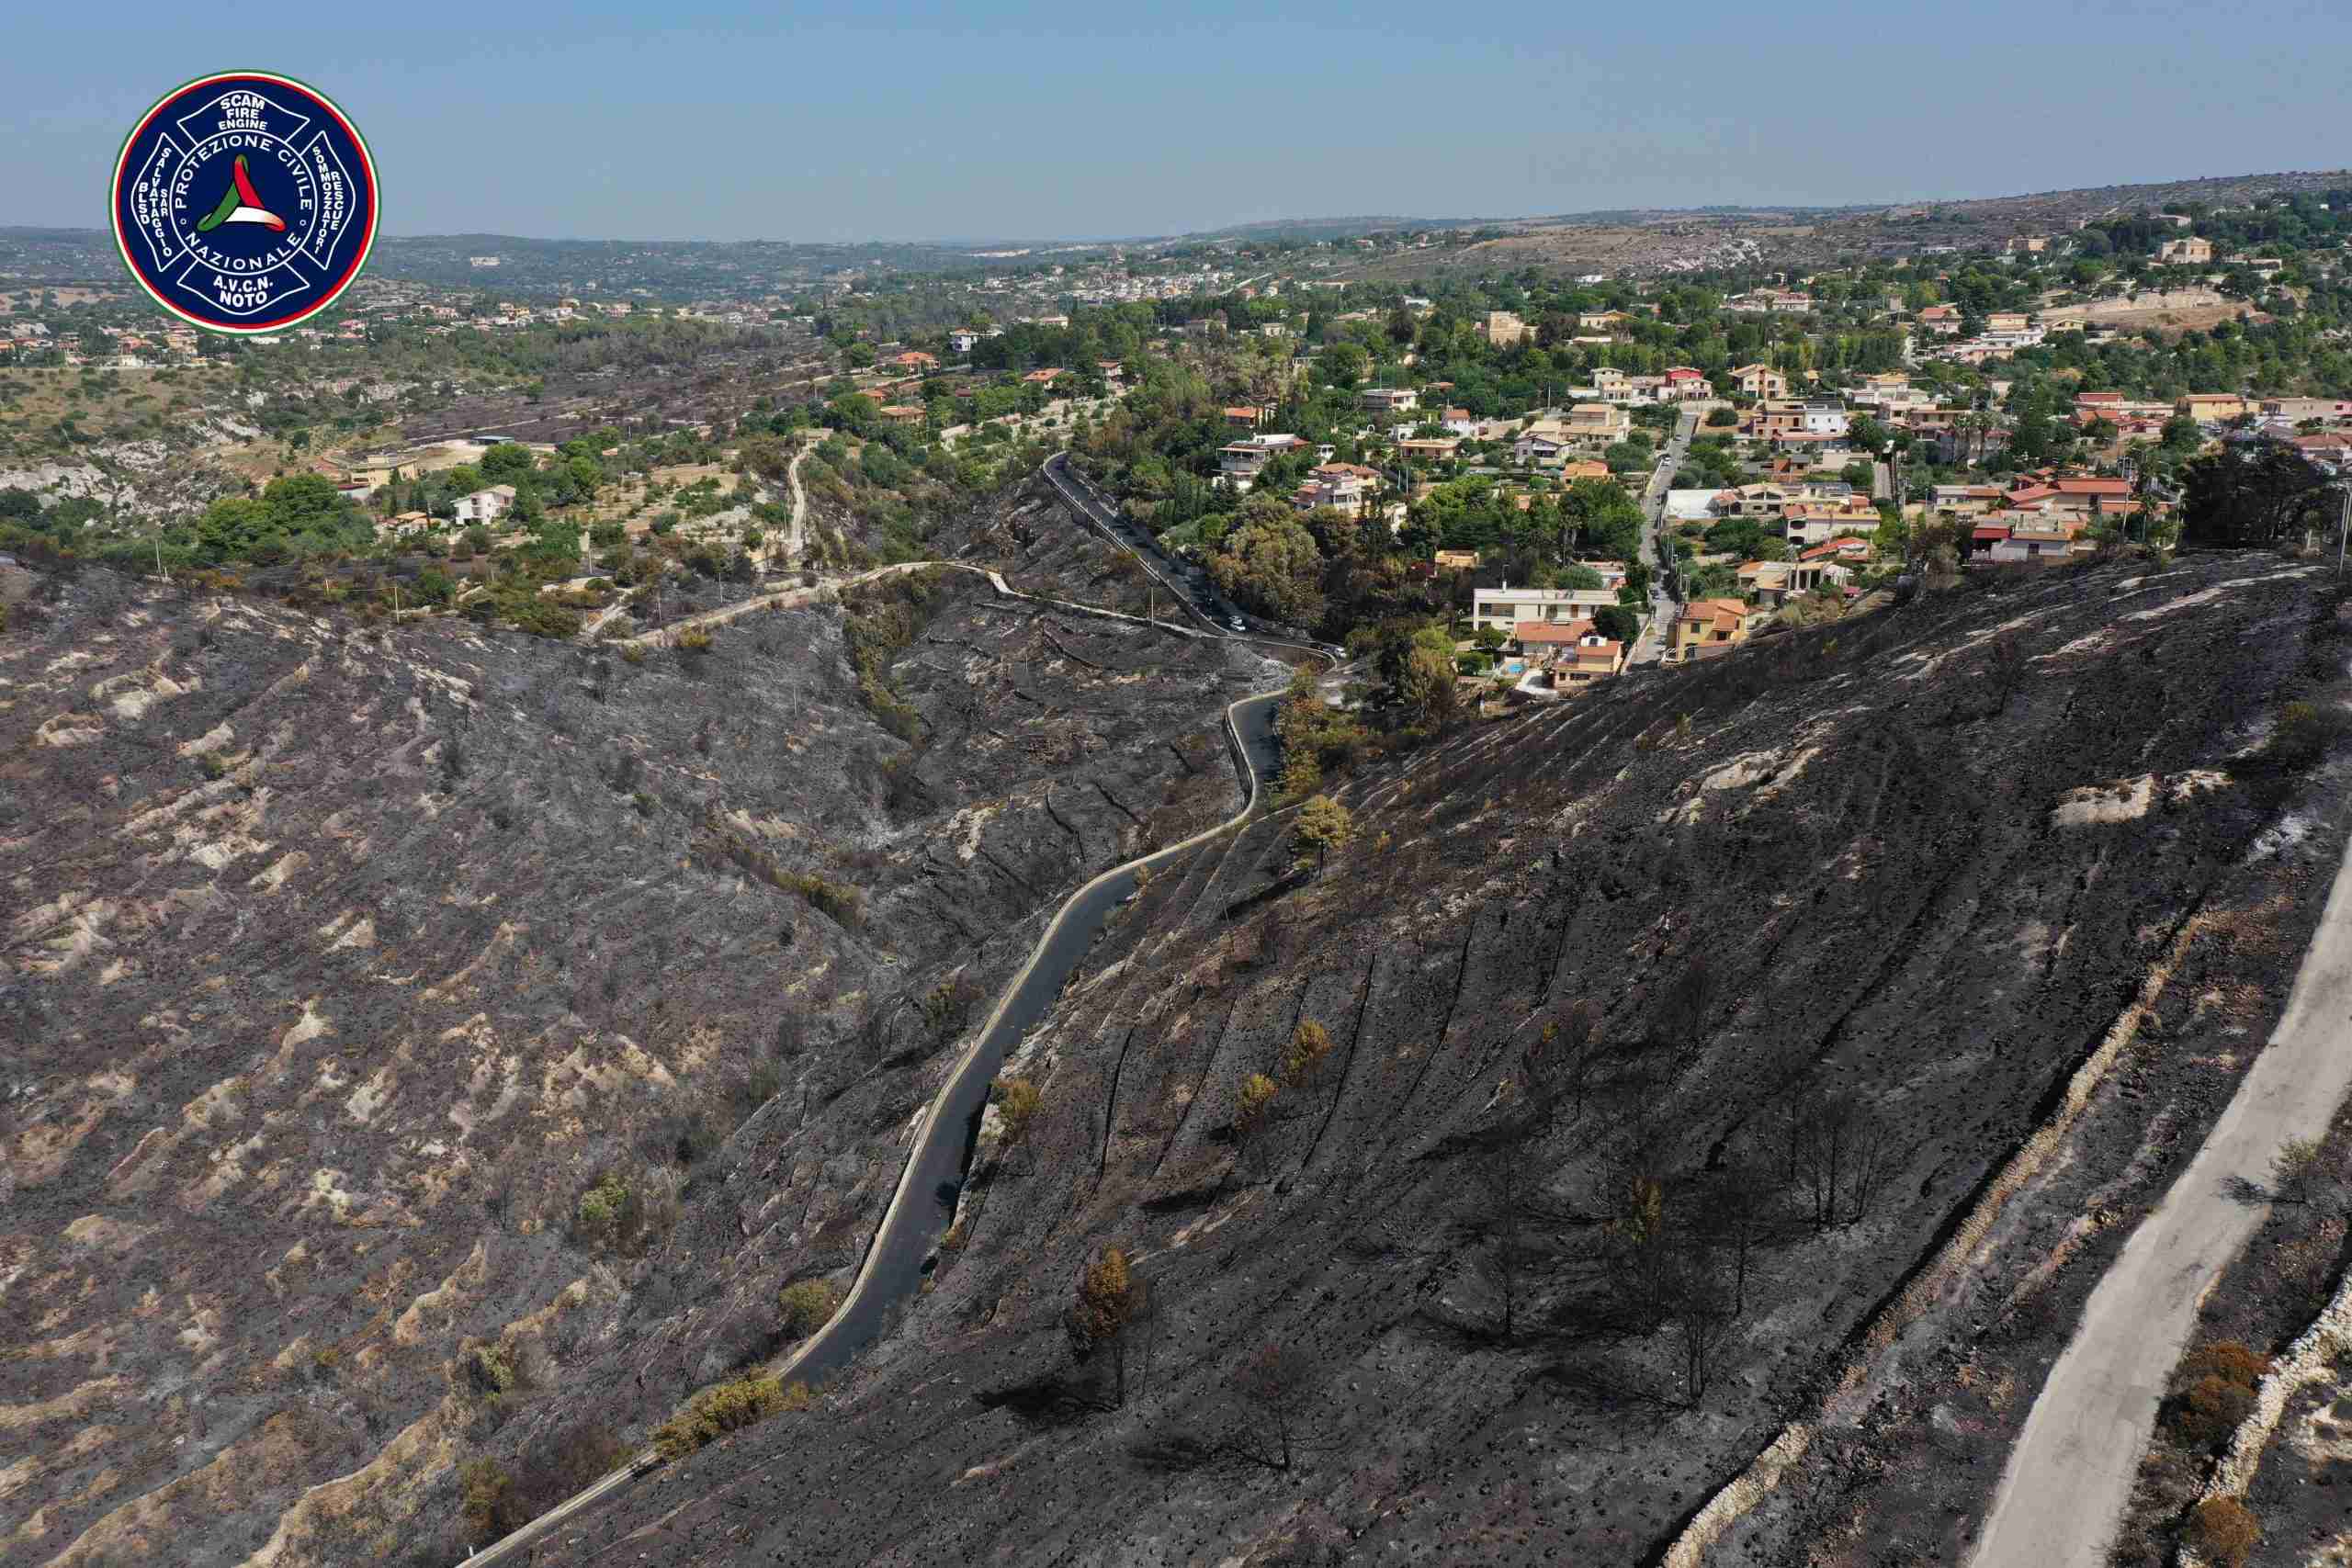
<box><xmin>1968</xmin><ymin>818</ymin><xmax>2352</xmax><ymax>1567</ymax></box>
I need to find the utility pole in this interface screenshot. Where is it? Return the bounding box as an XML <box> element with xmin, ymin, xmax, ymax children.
<box><xmin>2338</xmin><ymin>483</ymin><xmax>2350</xmax><ymax>582</ymax></box>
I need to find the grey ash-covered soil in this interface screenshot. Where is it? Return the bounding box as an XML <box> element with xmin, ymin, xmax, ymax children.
<box><xmin>0</xmin><ymin>495</ymin><xmax>1266</xmax><ymax>1566</ymax></box>
<box><xmin>519</xmin><ymin>553</ymin><xmax>2346</xmax><ymax>1568</ymax></box>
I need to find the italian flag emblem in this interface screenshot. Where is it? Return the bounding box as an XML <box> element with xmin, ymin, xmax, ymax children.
<box><xmin>195</xmin><ymin>154</ymin><xmax>288</xmax><ymax>233</ymax></box>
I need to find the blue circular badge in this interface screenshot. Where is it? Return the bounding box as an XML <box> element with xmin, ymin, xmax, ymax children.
<box><xmin>111</xmin><ymin>72</ymin><xmax>379</xmax><ymax>333</ymax></box>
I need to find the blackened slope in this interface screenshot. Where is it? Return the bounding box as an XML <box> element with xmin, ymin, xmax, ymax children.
<box><xmin>0</xmin><ymin>553</ymin><xmax>1263</xmax><ymax>1567</ymax></box>
<box><xmin>551</xmin><ymin>557</ymin><xmax>2323</xmax><ymax>1568</ymax></box>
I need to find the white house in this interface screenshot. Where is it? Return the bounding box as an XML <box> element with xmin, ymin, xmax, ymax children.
<box><xmin>1472</xmin><ymin>583</ymin><xmax>1623</xmax><ymax>634</ymax></box>
<box><xmin>452</xmin><ymin>484</ymin><xmax>516</xmax><ymax>525</ymax></box>
<box><xmin>1218</xmin><ymin>434</ymin><xmax>1305</xmax><ymax>490</ymax></box>
<box><xmin>947</xmin><ymin>329</ymin><xmax>981</xmax><ymax>355</ymax></box>
<box><xmin>1801</xmin><ymin>400</ymin><xmax>1851</xmax><ymax>436</ymax></box>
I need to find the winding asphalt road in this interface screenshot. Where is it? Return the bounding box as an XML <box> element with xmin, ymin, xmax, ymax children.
<box><xmin>462</xmin><ymin>465</ymin><xmax>1324</xmax><ymax>1568</ymax></box>
<box><xmin>1968</xmin><ymin>821</ymin><xmax>2352</xmax><ymax>1566</ymax></box>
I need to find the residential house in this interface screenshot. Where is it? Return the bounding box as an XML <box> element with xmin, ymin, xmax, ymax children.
<box><xmin>1801</xmin><ymin>399</ymin><xmax>1851</xmax><ymax>436</ymax></box>
<box><xmin>1932</xmin><ymin>484</ymin><xmax>2006</xmax><ymax>515</ymax></box>
<box><xmin>2178</xmin><ymin>392</ymin><xmax>2250</xmax><ymax>423</ymax></box>
<box><xmin>1564</xmin><ymin>403</ymin><xmax>1630</xmax><ymax>445</ymax></box>
<box><xmin>1558</xmin><ymin>458</ymin><xmax>1612</xmax><ymax>484</ymax></box>
<box><xmin>1979</xmin><ymin>521</ymin><xmax>2080</xmax><ymax>562</ymax></box>
<box><xmin>2292</xmin><ymin>434</ymin><xmax>2352</xmax><ymax>472</ymax></box>
<box><xmin>1224</xmin><ymin>405</ymin><xmax>1269</xmax><ymax>430</ymax></box>
<box><xmin>1515</xmin><ymin>425</ymin><xmax>1572</xmax><ymax>466</ymax></box>
<box><xmin>1800</xmin><ymin>536</ymin><xmax>1872</xmax><ymax>565</ymax></box>
<box><xmin>1986</xmin><ymin>312</ymin><xmax>2031</xmax><ymax>335</ymax></box>
<box><xmin>877</xmin><ymin>404</ymin><xmax>926</xmax><ymax>426</ymax></box>
<box><xmin>889</xmin><ymin>351</ymin><xmax>939</xmax><ymax>373</ymax></box>
<box><xmin>2159</xmin><ymin>236</ymin><xmax>2215</xmax><ymax>265</ymax></box>
<box><xmin>1473</xmin><ymin>583</ymin><xmax>1621</xmax><ymax>634</ymax></box>
<box><xmin>1442</xmin><ymin>408</ymin><xmax>1478</xmax><ymax>436</ymax></box>
<box><xmin>1736</xmin><ymin>558</ymin><xmax>1846</xmax><ymax>608</ymax></box>
<box><xmin>1783</xmin><ymin>501</ymin><xmax>1883</xmax><ymax>547</ymax></box>
<box><xmin>1396</xmin><ymin>436</ymin><xmax>1463</xmax><ymax>465</ymax></box>
<box><xmin>1732</xmin><ymin>363</ymin><xmax>1789</xmax><ymax>399</ymax></box>
<box><xmin>1022</xmin><ymin>367</ymin><xmax>1070</xmax><ymax>386</ymax></box>
<box><xmin>1670</xmin><ymin>597</ymin><xmax>1751</xmax><ymax>660</ymax></box>
<box><xmin>947</xmin><ymin>329</ymin><xmax>981</xmax><ymax>355</ymax></box>
<box><xmin>1433</xmin><ymin>549</ymin><xmax>1482</xmax><ymax>571</ymax></box>
<box><xmin>1293</xmin><ymin>463</ymin><xmax>1380</xmax><ymax>513</ymax></box>
<box><xmin>1917</xmin><ymin>305</ymin><xmax>1962</xmax><ymax>336</ymax></box>
<box><xmin>1577</xmin><ymin>310</ymin><xmax>1631</xmax><ymax>330</ymax></box>
<box><xmin>1512</xmin><ymin>619</ymin><xmax>1592</xmax><ymax>657</ymax></box>
<box><xmin>2264</xmin><ymin>397</ymin><xmax>2352</xmax><ymax>423</ymax></box>
<box><xmin>1361</xmin><ymin>387</ymin><xmax>1419</xmax><ymax>414</ymax></box>
<box><xmin>1662</xmin><ymin>366</ymin><xmax>1712</xmax><ymax>400</ymax></box>
<box><xmin>1558</xmin><ymin>633</ymin><xmax>1627</xmax><ymax>685</ymax></box>
<box><xmin>452</xmin><ymin>484</ymin><xmax>516</xmax><ymax>525</ymax></box>
<box><xmin>1481</xmin><ymin>311</ymin><xmax>1531</xmax><ymax>347</ymax></box>
<box><xmin>1218</xmin><ymin>433</ymin><xmax>1305</xmax><ymax>489</ymax></box>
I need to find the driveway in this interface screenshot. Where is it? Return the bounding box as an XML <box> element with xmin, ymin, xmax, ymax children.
<box><xmin>1968</xmin><ymin>824</ymin><xmax>2352</xmax><ymax>1566</ymax></box>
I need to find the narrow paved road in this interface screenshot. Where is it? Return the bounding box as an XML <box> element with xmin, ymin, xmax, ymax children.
<box><xmin>1969</xmin><ymin>823</ymin><xmax>2352</xmax><ymax>1567</ymax></box>
<box><xmin>461</xmin><ymin>459</ymin><xmax>1329</xmax><ymax>1568</ymax></box>
<box><xmin>1631</xmin><ymin>409</ymin><xmax>1699</xmax><ymax>665</ymax></box>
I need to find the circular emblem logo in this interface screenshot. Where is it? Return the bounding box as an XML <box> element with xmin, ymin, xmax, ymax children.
<box><xmin>111</xmin><ymin>72</ymin><xmax>378</xmax><ymax>333</ymax></box>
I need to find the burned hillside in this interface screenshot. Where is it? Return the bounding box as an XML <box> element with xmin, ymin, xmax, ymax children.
<box><xmin>0</xmin><ymin>520</ymin><xmax>1271</xmax><ymax>1565</ymax></box>
<box><xmin>538</xmin><ymin>553</ymin><xmax>2350</xmax><ymax>1568</ymax></box>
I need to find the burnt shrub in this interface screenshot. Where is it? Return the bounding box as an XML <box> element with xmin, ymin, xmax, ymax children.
<box><xmin>2161</xmin><ymin>1340</ymin><xmax>2267</xmax><ymax>1452</ymax></box>
<box><xmin>2254</xmin><ymin>699</ymin><xmax>2350</xmax><ymax>773</ymax></box>
<box><xmin>458</xmin><ymin>1422</ymin><xmax>630</xmax><ymax>1543</ymax></box>
<box><xmin>2184</xmin><ymin>1497</ymin><xmax>2260</xmax><ymax>1568</ymax></box>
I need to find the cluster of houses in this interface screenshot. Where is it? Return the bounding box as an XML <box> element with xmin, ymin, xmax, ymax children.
<box><xmin>1468</xmin><ymin>581</ymin><xmax>1633</xmax><ymax>689</ymax></box>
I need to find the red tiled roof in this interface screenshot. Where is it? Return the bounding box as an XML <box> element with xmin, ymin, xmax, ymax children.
<box><xmin>1514</xmin><ymin>619</ymin><xmax>1595</xmax><ymax>645</ymax></box>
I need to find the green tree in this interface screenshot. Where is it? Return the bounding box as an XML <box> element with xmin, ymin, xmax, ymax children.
<box><xmin>1208</xmin><ymin>504</ymin><xmax>1326</xmax><ymax>627</ymax></box>
<box><xmin>1066</xmin><ymin>1247</ymin><xmax>1139</xmax><ymax>1405</ymax></box>
<box><xmin>1315</xmin><ymin>341</ymin><xmax>1370</xmax><ymax>389</ymax></box>
<box><xmin>479</xmin><ymin>443</ymin><xmax>537</xmax><ymax>483</ymax></box>
<box><xmin>1294</xmin><ymin>794</ymin><xmax>1354</xmax><ymax>871</ymax></box>
<box><xmin>1592</xmin><ymin>604</ymin><xmax>1640</xmax><ymax>643</ymax></box>
<box><xmin>1283</xmin><ymin>1020</ymin><xmax>1334</xmax><ymax>1087</ymax></box>
<box><xmin>2181</xmin><ymin>440</ymin><xmax>2334</xmax><ymax>547</ymax></box>
<box><xmin>1235</xmin><ymin>1073</ymin><xmax>1281</xmax><ymax>1171</ymax></box>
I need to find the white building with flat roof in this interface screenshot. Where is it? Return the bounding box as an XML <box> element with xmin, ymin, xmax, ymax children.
<box><xmin>1472</xmin><ymin>583</ymin><xmax>1623</xmax><ymax>634</ymax></box>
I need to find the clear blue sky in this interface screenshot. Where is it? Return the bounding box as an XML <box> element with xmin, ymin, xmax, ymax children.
<box><xmin>13</xmin><ymin>0</ymin><xmax>2348</xmax><ymax>243</ymax></box>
